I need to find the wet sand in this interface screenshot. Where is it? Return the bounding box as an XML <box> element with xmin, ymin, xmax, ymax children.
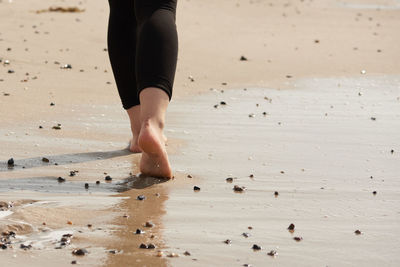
<box><xmin>1</xmin><ymin>0</ymin><xmax>400</xmax><ymax>266</ymax></box>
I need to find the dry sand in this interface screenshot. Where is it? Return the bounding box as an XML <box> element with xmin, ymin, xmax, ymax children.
<box><xmin>0</xmin><ymin>0</ymin><xmax>399</xmax><ymax>266</ymax></box>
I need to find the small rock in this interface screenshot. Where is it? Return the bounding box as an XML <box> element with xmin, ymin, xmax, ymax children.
<box><xmin>135</xmin><ymin>229</ymin><xmax>144</xmax><ymax>234</ymax></box>
<box><xmin>293</xmin><ymin>236</ymin><xmax>303</xmax><ymax>242</ymax></box>
<box><xmin>233</xmin><ymin>185</ymin><xmax>246</xmax><ymax>192</ymax></box>
<box><xmin>167</xmin><ymin>253</ymin><xmax>179</xmax><ymax>258</ymax></box>
<box><xmin>391</xmin><ymin>149</ymin><xmax>394</xmax><ymax>154</ymax></box>
<box><xmin>183</xmin><ymin>251</ymin><xmax>191</xmax><ymax>256</ymax></box>
<box><xmin>220</xmin><ymin>101</ymin><xmax>227</xmax><ymax>105</ymax></box>
<box><xmin>84</xmin><ymin>183</ymin><xmax>89</xmax><ymax>189</ymax></box>
<box><xmin>42</xmin><ymin>157</ymin><xmax>50</xmax><ymax>163</ymax></box>
<box><xmin>52</xmin><ymin>125</ymin><xmax>61</xmax><ymax>130</ymax></box>
<box><xmin>139</xmin><ymin>243</ymin><xmax>147</xmax><ymax>249</ymax></box>
<box><xmin>224</xmin><ymin>239</ymin><xmax>232</xmax><ymax>244</ymax></box>
<box><xmin>71</xmin><ymin>260</ymin><xmax>77</xmax><ymax>264</ymax></box>
<box><xmin>145</xmin><ymin>221</ymin><xmax>154</xmax><ymax>228</ymax></box>
<box><xmin>69</xmin><ymin>171</ymin><xmax>77</xmax><ymax>176</ymax></box>
<box><xmin>373</xmin><ymin>191</ymin><xmax>377</xmax><ymax>195</ymax></box>
<box><xmin>187</xmin><ymin>174</ymin><xmax>193</xmax><ymax>178</ymax></box>
<box><xmin>96</xmin><ymin>181</ymin><xmax>100</xmax><ymax>184</ymax></box>
<box><xmin>7</xmin><ymin>158</ymin><xmax>14</xmax><ymax>166</ymax></box>
<box><xmin>370</xmin><ymin>117</ymin><xmax>376</xmax><ymax>121</ymax></box>
<box><xmin>61</xmin><ymin>64</ymin><xmax>72</xmax><ymax>69</ymax></box>
<box><xmin>252</xmin><ymin>244</ymin><xmax>261</xmax><ymax>250</ymax></box>
<box><xmin>274</xmin><ymin>191</ymin><xmax>279</xmax><ymax>197</ymax></box>
<box><xmin>248</xmin><ymin>113</ymin><xmax>255</xmax><ymax>118</ymax></box>
<box><xmin>240</xmin><ymin>56</ymin><xmax>248</xmax><ymax>61</ymax></box>
<box><xmin>193</xmin><ymin>186</ymin><xmax>201</xmax><ymax>191</ymax></box>
<box><xmin>72</xmin><ymin>248</ymin><xmax>88</xmax><ymax>256</ymax></box>
<box><xmin>157</xmin><ymin>251</ymin><xmax>164</xmax><ymax>257</ymax></box>
<box><xmin>226</xmin><ymin>177</ymin><xmax>233</xmax><ymax>183</ymax></box>
<box><xmin>50</xmin><ymin>102</ymin><xmax>55</xmax><ymax>106</ymax></box>
<box><xmin>354</xmin><ymin>230</ymin><xmax>362</xmax><ymax>235</ymax></box>
<box><xmin>242</xmin><ymin>232</ymin><xmax>250</xmax><ymax>238</ymax></box>
<box><xmin>20</xmin><ymin>244</ymin><xmax>32</xmax><ymax>250</ymax></box>
<box><xmin>288</xmin><ymin>223</ymin><xmax>295</xmax><ymax>231</ymax></box>
<box><xmin>137</xmin><ymin>195</ymin><xmax>146</xmax><ymax>200</ymax></box>
<box><xmin>105</xmin><ymin>175</ymin><xmax>112</xmax><ymax>181</ymax></box>
<box><xmin>267</xmin><ymin>250</ymin><xmax>278</xmax><ymax>256</ymax></box>
<box><xmin>8</xmin><ymin>69</ymin><xmax>15</xmax><ymax>74</ymax></box>
<box><xmin>57</xmin><ymin>177</ymin><xmax>66</xmax><ymax>182</ymax></box>
<box><xmin>147</xmin><ymin>243</ymin><xmax>156</xmax><ymax>249</ymax></box>
<box><xmin>248</xmin><ymin>226</ymin><xmax>253</xmax><ymax>230</ymax></box>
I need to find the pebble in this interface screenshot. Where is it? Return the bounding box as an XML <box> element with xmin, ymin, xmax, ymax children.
<box><xmin>226</xmin><ymin>177</ymin><xmax>233</xmax><ymax>183</ymax></box>
<box><xmin>274</xmin><ymin>191</ymin><xmax>279</xmax><ymax>197</ymax></box>
<box><xmin>8</xmin><ymin>69</ymin><xmax>15</xmax><ymax>74</ymax></box>
<box><xmin>69</xmin><ymin>171</ymin><xmax>77</xmax><ymax>176</ymax></box>
<box><xmin>50</xmin><ymin>102</ymin><xmax>55</xmax><ymax>106</ymax></box>
<box><xmin>252</xmin><ymin>244</ymin><xmax>261</xmax><ymax>250</ymax></box>
<box><xmin>61</xmin><ymin>64</ymin><xmax>72</xmax><ymax>69</ymax></box>
<box><xmin>187</xmin><ymin>174</ymin><xmax>193</xmax><ymax>178</ymax></box>
<box><xmin>96</xmin><ymin>181</ymin><xmax>100</xmax><ymax>184</ymax></box>
<box><xmin>137</xmin><ymin>195</ymin><xmax>146</xmax><ymax>200</ymax></box>
<box><xmin>288</xmin><ymin>223</ymin><xmax>295</xmax><ymax>231</ymax></box>
<box><xmin>193</xmin><ymin>186</ymin><xmax>201</xmax><ymax>191</ymax></box>
<box><xmin>242</xmin><ymin>232</ymin><xmax>250</xmax><ymax>238</ymax></box>
<box><xmin>20</xmin><ymin>244</ymin><xmax>32</xmax><ymax>250</ymax></box>
<box><xmin>167</xmin><ymin>253</ymin><xmax>179</xmax><ymax>258</ymax></box>
<box><xmin>391</xmin><ymin>149</ymin><xmax>394</xmax><ymax>154</ymax></box>
<box><xmin>135</xmin><ymin>229</ymin><xmax>144</xmax><ymax>234</ymax></box>
<box><xmin>240</xmin><ymin>56</ymin><xmax>248</xmax><ymax>61</ymax></box>
<box><xmin>42</xmin><ymin>157</ymin><xmax>50</xmax><ymax>163</ymax></box>
<box><xmin>71</xmin><ymin>260</ymin><xmax>77</xmax><ymax>264</ymax></box>
<box><xmin>293</xmin><ymin>236</ymin><xmax>303</xmax><ymax>242</ymax></box>
<box><xmin>183</xmin><ymin>251</ymin><xmax>191</xmax><ymax>256</ymax></box>
<box><xmin>267</xmin><ymin>250</ymin><xmax>278</xmax><ymax>256</ymax></box>
<box><xmin>84</xmin><ymin>183</ymin><xmax>89</xmax><ymax>189</ymax></box>
<box><xmin>57</xmin><ymin>177</ymin><xmax>66</xmax><ymax>182</ymax></box>
<box><xmin>139</xmin><ymin>243</ymin><xmax>148</xmax><ymax>249</ymax></box>
<box><xmin>7</xmin><ymin>158</ymin><xmax>14</xmax><ymax>166</ymax></box>
<box><xmin>233</xmin><ymin>185</ymin><xmax>246</xmax><ymax>192</ymax></box>
<box><xmin>72</xmin><ymin>248</ymin><xmax>88</xmax><ymax>256</ymax></box>
<box><xmin>145</xmin><ymin>221</ymin><xmax>154</xmax><ymax>228</ymax></box>
<box><xmin>354</xmin><ymin>230</ymin><xmax>362</xmax><ymax>235</ymax></box>
<box><xmin>157</xmin><ymin>251</ymin><xmax>164</xmax><ymax>257</ymax></box>
<box><xmin>224</xmin><ymin>239</ymin><xmax>232</xmax><ymax>244</ymax></box>
<box><xmin>370</xmin><ymin>117</ymin><xmax>376</xmax><ymax>121</ymax></box>
<box><xmin>373</xmin><ymin>191</ymin><xmax>377</xmax><ymax>195</ymax></box>
<box><xmin>147</xmin><ymin>243</ymin><xmax>156</xmax><ymax>249</ymax></box>
<box><xmin>220</xmin><ymin>101</ymin><xmax>227</xmax><ymax>105</ymax></box>
<box><xmin>105</xmin><ymin>175</ymin><xmax>112</xmax><ymax>181</ymax></box>
<box><xmin>248</xmin><ymin>113</ymin><xmax>255</xmax><ymax>118</ymax></box>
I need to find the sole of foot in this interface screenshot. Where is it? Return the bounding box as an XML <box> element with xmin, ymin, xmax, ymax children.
<box><xmin>138</xmin><ymin>121</ymin><xmax>172</xmax><ymax>179</ymax></box>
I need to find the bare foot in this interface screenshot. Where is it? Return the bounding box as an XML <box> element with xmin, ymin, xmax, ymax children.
<box><xmin>129</xmin><ymin>137</ymin><xmax>142</xmax><ymax>153</ymax></box>
<box><xmin>138</xmin><ymin>120</ymin><xmax>172</xmax><ymax>178</ymax></box>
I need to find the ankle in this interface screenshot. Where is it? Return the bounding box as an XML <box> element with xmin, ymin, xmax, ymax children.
<box><xmin>141</xmin><ymin>118</ymin><xmax>164</xmax><ymax>131</ymax></box>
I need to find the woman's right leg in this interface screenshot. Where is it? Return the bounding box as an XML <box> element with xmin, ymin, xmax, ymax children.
<box><xmin>107</xmin><ymin>0</ymin><xmax>142</xmax><ymax>153</ymax></box>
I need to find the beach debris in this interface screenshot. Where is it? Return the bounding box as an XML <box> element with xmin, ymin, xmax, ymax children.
<box><xmin>57</xmin><ymin>177</ymin><xmax>66</xmax><ymax>182</ymax></box>
<box><xmin>240</xmin><ymin>55</ymin><xmax>248</xmax><ymax>61</ymax></box>
<box><xmin>147</xmin><ymin>244</ymin><xmax>156</xmax><ymax>249</ymax></box>
<box><xmin>286</xmin><ymin>75</ymin><xmax>292</xmax><ymax>78</ymax></box>
<box><xmin>267</xmin><ymin>250</ymin><xmax>278</xmax><ymax>257</ymax></box>
<box><xmin>220</xmin><ymin>101</ymin><xmax>227</xmax><ymax>105</ymax></box>
<box><xmin>370</xmin><ymin>117</ymin><xmax>376</xmax><ymax>121</ymax></box>
<box><xmin>187</xmin><ymin>174</ymin><xmax>193</xmax><ymax>178</ymax></box>
<box><xmin>391</xmin><ymin>149</ymin><xmax>394</xmax><ymax>154</ymax></box>
<box><xmin>248</xmin><ymin>113</ymin><xmax>255</xmax><ymax>118</ymax></box>
<box><xmin>249</xmin><ymin>174</ymin><xmax>254</xmax><ymax>178</ymax></box>
<box><xmin>123</xmin><ymin>214</ymin><xmax>129</xmax><ymax>218</ymax></box>
<box><xmin>183</xmin><ymin>251</ymin><xmax>191</xmax><ymax>256</ymax></box>
<box><xmin>193</xmin><ymin>186</ymin><xmax>201</xmax><ymax>191</ymax></box>
<box><xmin>135</xmin><ymin>229</ymin><xmax>145</xmax><ymax>235</ymax></box>
<box><xmin>373</xmin><ymin>191</ymin><xmax>377</xmax><ymax>195</ymax></box>
<box><xmin>354</xmin><ymin>230</ymin><xmax>362</xmax><ymax>235</ymax></box>
<box><xmin>226</xmin><ymin>177</ymin><xmax>233</xmax><ymax>183</ymax></box>
<box><xmin>3</xmin><ymin>93</ymin><xmax>10</xmax><ymax>96</ymax></box>
<box><xmin>84</xmin><ymin>183</ymin><xmax>89</xmax><ymax>189</ymax></box>
<box><xmin>67</xmin><ymin>221</ymin><xmax>73</xmax><ymax>225</ymax></box>
<box><xmin>242</xmin><ymin>232</ymin><xmax>251</xmax><ymax>238</ymax></box>
<box><xmin>248</xmin><ymin>226</ymin><xmax>253</xmax><ymax>230</ymax></box>
<box><xmin>157</xmin><ymin>251</ymin><xmax>164</xmax><ymax>257</ymax></box>
<box><xmin>252</xmin><ymin>244</ymin><xmax>261</xmax><ymax>250</ymax></box>
<box><xmin>69</xmin><ymin>170</ymin><xmax>78</xmax><ymax>176</ymax></box>
<box><xmin>72</xmin><ymin>248</ymin><xmax>88</xmax><ymax>256</ymax></box>
<box><xmin>0</xmin><ymin>202</ymin><xmax>12</xmax><ymax>211</ymax></box>
<box><xmin>42</xmin><ymin>157</ymin><xmax>50</xmax><ymax>163</ymax></box>
<box><xmin>71</xmin><ymin>260</ymin><xmax>77</xmax><ymax>264</ymax></box>
<box><xmin>52</xmin><ymin>124</ymin><xmax>62</xmax><ymax>130</ymax></box>
<box><xmin>233</xmin><ymin>185</ymin><xmax>246</xmax><ymax>192</ymax></box>
<box><xmin>8</xmin><ymin>69</ymin><xmax>15</xmax><ymax>74</ymax></box>
<box><xmin>36</xmin><ymin>6</ymin><xmax>85</xmax><ymax>13</ymax></box>
<box><xmin>293</xmin><ymin>236</ymin><xmax>303</xmax><ymax>242</ymax></box>
<box><xmin>87</xmin><ymin>224</ymin><xmax>92</xmax><ymax>228</ymax></box>
<box><xmin>188</xmin><ymin>75</ymin><xmax>195</xmax><ymax>82</ymax></box>
<box><xmin>145</xmin><ymin>221</ymin><xmax>155</xmax><ymax>228</ymax></box>
<box><xmin>223</xmin><ymin>239</ymin><xmax>234</xmax><ymax>246</ymax></box>
<box><xmin>20</xmin><ymin>243</ymin><xmax>32</xmax><ymax>250</ymax></box>
<box><xmin>137</xmin><ymin>195</ymin><xmax>146</xmax><ymax>201</ymax></box>
<box><xmin>361</xmin><ymin>70</ymin><xmax>366</xmax><ymax>74</ymax></box>
<box><xmin>263</xmin><ymin>112</ymin><xmax>267</xmax><ymax>116</ymax></box>
<box><xmin>314</xmin><ymin>39</ymin><xmax>320</xmax><ymax>43</ymax></box>
<box><xmin>50</xmin><ymin>102</ymin><xmax>55</xmax><ymax>106</ymax></box>
<box><xmin>243</xmin><ymin>264</ymin><xmax>252</xmax><ymax>267</ymax></box>
<box><xmin>139</xmin><ymin>243</ymin><xmax>148</xmax><ymax>249</ymax></box>
<box><xmin>96</xmin><ymin>181</ymin><xmax>100</xmax><ymax>184</ymax></box>
<box><xmin>288</xmin><ymin>223</ymin><xmax>295</xmax><ymax>232</ymax></box>
<box><xmin>7</xmin><ymin>158</ymin><xmax>14</xmax><ymax>166</ymax></box>
<box><xmin>61</xmin><ymin>64</ymin><xmax>72</xmax><ymax>69</ymax></box>
<box><xmin>214</xmin><ymin>104</ymin><xmax>219</xmax><ymax>108</ymax></box>
<box><xmin>274</xmin><ymin>191</ymin><xmax>279</xmax><ymax>197</ymax></box>
<box><xmin>38</xmin><ymin>125</ymin><xmax>43</xmax><ymax>129</ymax></box>
<box><xmin>167</xmin><ymin>253</ymin><xmax>179</xmax><ymax>257</ymax></box>
<box><xmin>105</xmin><ymin>175</ymin><xmax>112</xmax><ymax>181</ymax></box>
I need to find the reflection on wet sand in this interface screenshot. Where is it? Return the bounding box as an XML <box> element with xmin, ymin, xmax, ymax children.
<box><xmin>104</xmin><ymin>175</ymin><xmax>170</xmax><ymax>267</ymax></box>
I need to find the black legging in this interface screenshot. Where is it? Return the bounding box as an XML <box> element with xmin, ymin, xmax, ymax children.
<box><xmin>107</xmin><ymin>0</ymin><xmax>178</xmax><ymax>109</ymax></box>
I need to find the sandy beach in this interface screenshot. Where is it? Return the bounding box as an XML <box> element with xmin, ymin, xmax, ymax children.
<box><xmin>1</xmin><ymin>0</ymin><xmax>400</xmax><ymax>266</ymax></box>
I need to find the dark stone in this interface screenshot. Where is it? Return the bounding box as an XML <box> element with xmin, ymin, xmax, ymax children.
<box><xmin>57</xmin><ymin>177</ymin><xmax>66</xmax><ymax>182</ymax></box>
<box><xmin>240</xmin><ymin>56</ymin><xmax>248</xmax><ymax>61</ymax></box>
<box><xmin>69</xmin><ymin>171</ymin><xmax>76</xmax><ymax>176</ymax></box>
<box><xmin>50</xmin><ymin>102</ymin><xmax>55</xmax><ymax>106</ymax></box>
<box><xmin>96</xmin><ymin>181</ymin><xmax>100</xmax><ymax>184</ymax></box>
<box><xmin>187</xmin><ymin>174</ymin><xmax>193</xmax><ymax>178</ymax></box>
<box><xmin>242</xmin><ymin>232</ymin><xmax>250</xmax><ymax>238</ymax></box>
<box><xmin>139</xmin><ymin>243</ymin><xmax>147</xmax><ymax>249</ymax></box>
<box><xmin>226</xmin><ymin>177</ymin><xmax>233</xmax><ymax>183</ymax></box>
<box><xmin>84</xmin><ymin>183</ymin><xmax>89</xmax><ymax>189</ymax></box>
<box><xmin>42</xmin><ymin>157</ymin><xmax>49</xmax><ymax>163</ymax></box>
<box><xmin>274</xmin><ymin>191</ymin><xmax>279</xmax><ymax>196</ymax></box>
<box><xmin>137</xmin><ymin>195</ymin><xmax>146</xmax><ymax>201</ymax></box>
<box><xmin>370</xmin><ymin>117</ymin><xmax>376</xmax><ymax>121</ymax></box>
<box><xmin>72</xmin><ymin>248</ymin><xmax>88</xmax><ymax>256</ymax></box>
<box><xmin>105</xmin><ymin>175</ymin><xmax>112</xmax><ymax>181</ymax></box>
<box><xmin>184</xmin><ymin>251</ymin><xmax>191</xmax><ymax>256</ymax></box>
<box><xmin>8</xmin><ymin>69</ymin><xmax>15</xmax><ymax>74</ymax></box>
<box><xmin>71</xmin><ymin>260</ymin><xmax>77</xmax><ymax>264</ymax></box>
<box><xmin>220</xmin><ymin>101</ymin><xmax>227</xmax><ymax>105</ymax></box>
<box><xmin>135</xmin><ymin>229</ymin><xmax>144</xmax><ymax>234</ymax></box>
<box><xmin>233</xmin><ymin>185</ymin><xmax>246</xmax><ymax>192</ymax></box>
<box><xmin>391</xmin><ymin>149</ymin><xmax>394</xmax><ymax>154</ymax></box>
<box><xmin>39</xmin><ymin>126</ymin><xmax>43</xmax><ymax>129</ymax></box>
<box><xmin>145</xmin><ymin>221</ymin><xmax>154</xmax><ymax>228</ymax></box>
<box><xmin>373</xmin><ymin>191</ymin><xmax>377</xmax><ymax>195</ymax></box>
<box><xmin>193</xmin><ymin>186</ymin><xmax>201</xmax><ymax>191</ymax></box>
<box><xmin>20</xmin><ymin>244</ymin><xmax>32</xmax><ymax>250</ymax></box>
<box><xmin>7</xmin><ymin>158</ymin><xmax>14</xmax><ymax>166</ymax></box>
<box><xmin>147</xmin><ymin>243</ymin><xmax>156</xmax><ymax>249</ymax></box>
<box><xmin>252</xmin><ymin>244</ymin><xmax>261</xmax><ymax>250</ymax></box>
<box><xmin>267</xmin><ymin>250</ymin><xmax>277</xmax><ymax>256</ymax></box>
<box><xmin>293</xmin><ymin>236</ymin><xmax>303</xmax><ymax>242</ymax></box>
<box><xmin>355</xmin><ymin>230</ymin><xmax>362</xmax><ymax>235</ymax></box>
<box><xmin>288</xmin><ymin>223</ymin><xmax>295</xmax><ymax>231</ymax></box>
<box><xmin>223</xmin><ymin>239</ymin><xmax>232</xmax><ymax>244</ymax></box>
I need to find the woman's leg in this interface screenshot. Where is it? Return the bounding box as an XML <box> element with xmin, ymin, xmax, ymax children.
<box><xmin>135</xmin><ymin>0</ymin><xmax>178</xmax><ymax>178</ymax></box>
<box><xmin>107</xmin><ymin>0</ymin><xmax>142</xmax><ymax>153</ymax></box>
